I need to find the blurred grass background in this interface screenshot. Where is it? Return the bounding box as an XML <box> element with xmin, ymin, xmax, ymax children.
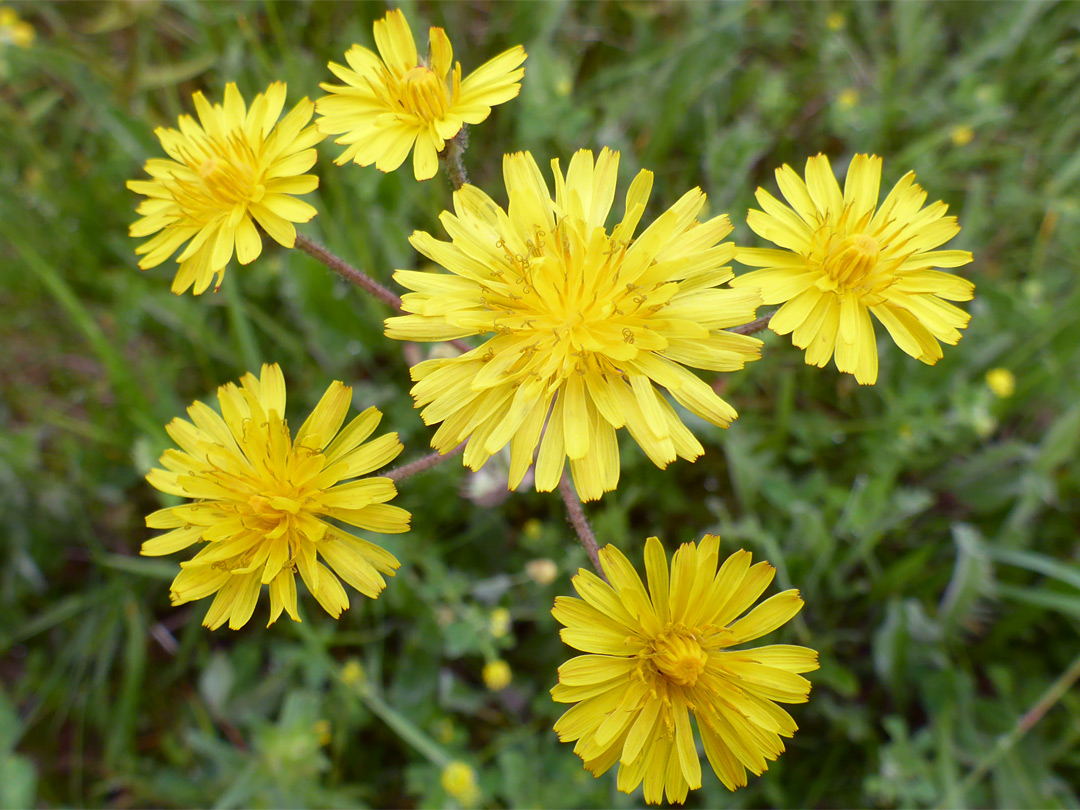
<box><xmin>3</xmin><ymin>0</ymin><xmax>1080</xmax><ymax>807</ymax></box>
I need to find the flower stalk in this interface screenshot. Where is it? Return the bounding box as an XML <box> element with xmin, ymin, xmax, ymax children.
<box><xmin>295</xmin><ymin>234</ymin><xmax>404</xmax><ymax>311</ymax></box>
<box><xmin>441</xmin><ymin>129</ymin><xmax>471</xmax><ymax>191</ymax></box>
<box><xmin>731</xmin><ymin>312</ymin><xmax>774</xmax><ymax>335</ymax></box>
<box><xmin>557</xmin><ymin>476</ymin><xmax>606</xmax><ymax>580</ymax></box>
<box><xmin>386</xmin><ymin>445</ymin><xmax>465</xmax><ymax>482</ymax></box>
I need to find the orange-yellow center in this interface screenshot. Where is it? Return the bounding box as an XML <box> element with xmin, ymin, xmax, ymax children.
<box><xmin>477</xmin><ymin>227</ymin><xmax>675</xmax><ymax>381</ymax></box>
<box><xmin>810</xmin><ymin>223</ymin><xmax>894</xmax><ymax>303</ymax></box>
<box><xmin>400</xmin><ymin>65</ymin><xmax>450</xmax><ymax>121</ymax></box>
<box><xmin>652</xmin><ymin>632</ymin><xmax>708</xmax><ymax>687</ymax></box>
<box><xmin>825</xmin><ymin>233</ymin><xmax>880</xmax><ymax>287</ymax></box>
<box><xmin>174</xmin><ymin>133</ymin><xmax>266</xmax><ymax>224</ymax></box>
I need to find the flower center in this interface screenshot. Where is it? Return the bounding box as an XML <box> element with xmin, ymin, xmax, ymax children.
<box><xmin>173</xmin><ymin>133</ymin><xmax>266</xmax><ymax>224</ymax></box>
<box><xmin>196</xmin><ymin>136</ymin><xmax>265</xmax><ymax>204</ymax></box>
<box><xmin>248</xmin><ymin>493</ymin><xmax>302</xmax><ymax>518</ymax></box>
<box><xmin>400</xmin><ymin>65</ymin><xmax>450</xmax><ymax>121</ymax></box>
<box><xmin>652</xmin><ymin>631</ymin><xmax>708</xmax><ymax>687</ymax></box>
<box><xmin>823</xmin><ymin>233</ymin><xmax>880</xmax><ymax>288</ymax></box>
<box><xmin>480</xmin><ymin>225</ymin><xmax>674</xmax><ymax>381</ymax></box>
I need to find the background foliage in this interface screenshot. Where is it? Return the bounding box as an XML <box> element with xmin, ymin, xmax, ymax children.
<box><xmin>3</xmin><ymin>1</ymin><xmax>1080</xmax><ymax>807</ymax></box>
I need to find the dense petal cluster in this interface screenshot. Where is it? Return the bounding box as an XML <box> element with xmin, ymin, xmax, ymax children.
<box><xmin>128</xmin><ymin>82</ymin><xmax>322</xmax><ymax>295</ymax></box>
<box><xmin>143</xmin><ymin>364</ymin><xmax>410</xmax><ymax>630</ymax></box>
<box><xmin>385</xmin><ymin>148</ymin><xmax>763</xmax><ymax>501</ymax></box>
<box><xmin>552</xmin><ymin>535</ymin><xmax>818</xmax><ymax>804</ymax></box>
<box><xmin>317</xmin><ymin>9</ymin><xmax>526</xmax><ymax>181</ymax></box>
<box><xmin>732</xmin><ymin>154</ymin><xmax>974</xmax><ymax>384</ymax></box>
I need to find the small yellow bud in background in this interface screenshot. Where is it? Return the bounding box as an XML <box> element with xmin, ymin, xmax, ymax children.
<box><xmin>837</xmin><ymin>88</ymin><xmax>859</xmax><ymax>109</ymax></box>
<box><xmin>555</xmin><ymin>76</ymin><xmax>573</xmax><ymax>97</ymax></box>
<box><xmin>0</xmin><ymin>7</ymin><xmax>34</xmax><ymax>48</ymax></box>
<box><xmin>341</xmin><ymin>658</ymin><xmax>366</xmax><ymax>688</ymax></box>
<box><xmin>950</xmin><ymin>124</ymin><xmax>975</xmax><ymax>146</ymax></box>
<box><xmin>525</xmin><ymin>558</ymin><xmax>558</xmax><ymax>585</ymax></box>
<box><xmin>489</xmin><ymin>607</ymin><xmax>512</xmax><ymax>638</ymax></box>
<box><xmin>435</xmin><ymin>718</ymin><xmax>455</xmax><ymax>744</ymax></box>
<box><xmin>482</xmin><ymin>659</ymin><xmax>512</xmax><ymax>691</ymax></box>
<box><xmin>826</xmin><ymin>12</ymin><xmax>845</xmax><ymax>31</ymax></box>
<box><xmin>522</xmin><ymin>518</ymin><xmax>543</xmax><ymax>540</ymax></box>
<box><xmin>441</xmin><ymin>760</ymin><xmax>480</xmax><ymax>807</ymax></box>
<box><xmin>313</xmin><ymin>719</ymin><xmax>331</xmax><ymax>746</ymax></box>
<box><xmin>986</xmin><ymin>368</ymin><xmax>1016</xmax><ymax>398</ymax></box>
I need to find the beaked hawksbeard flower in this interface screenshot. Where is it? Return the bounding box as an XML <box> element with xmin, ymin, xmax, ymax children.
<box><xmin>385</xmin><ymin>148</ymin><xmax>764</xmax><ymax>502</ymax></box>
<box><xmin>316</xmin><ymin>8</ymin><xmax>526</xmax><ymax>181</ymax></box>
<box><xmin>142</xmin><ymin>364</ymin><xmax>410</xmax><ymax>630</ymax></box>
<box><xmin>128</xmin><ymin>82</ymin><xmax>323</xmax><ymax>295</ymax></box>
<box><xmin>551</xmin><ymin>535</ymin><xmax>818</xmax><ymax>804</ymax></box>
<box><xmin>731</xmin><ymin>154</ymin><xmax>974</xmax><ymax>384</ymax></box>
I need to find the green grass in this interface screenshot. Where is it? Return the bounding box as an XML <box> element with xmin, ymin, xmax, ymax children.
<box><xmin>3</xmin><ymin>0</ymin><xmax>1080</xmax><ymax>807</ymax></box>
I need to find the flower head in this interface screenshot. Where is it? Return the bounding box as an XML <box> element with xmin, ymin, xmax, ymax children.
<box><xmin>340</xmin><ymin>658</ymin><xmax>366</xmax><ymax>688</ymax></box>
<box><xmin>489</xmin><ymin>607</ymin><xmax>512</xmax><ymax>638</ymax></box>
<box><xmin>317</xmin><ymin>9</ymin><xmax>526</xmax><ymax>181</ymax></box>
<box><xmin>386</xmin><ymin>148</ymin><xmax>763</xmax><ymax>501</ymax></box>
<box><xmin>950</xmin><ymin>125</ymin><xmax>975</xmax><ymax>147</ymax></box>
<box><xmin>128</xmin><ymin>82</ymin><xmax>323</xmax><ymax>295</ymax></box>
<box><xmin>985</xmin><ymin>367</ymin><xmax>1015</xmax><ymax>398</ymax></box>
<box><xmin>441</xmin><ymin>760</ymin><xmax>480</xmax><ymax>806</ymax></box>
<box><xmin>142</xmin><ymin>364</ymin><xmax>410</xmax><ymax>630</ymax></box>
<box><xmin>551</xmin><ymin>535</ymin><xmax>818</xmax><ymax>804</ymax></box>
<box><xmin>0</xmin><ymin>6</ymin><xmax>34</xmax><ymax>48</ymax></box>
<box><xmin>483</xmin><ymin>659</ymin><xmax>512</xmax><ymax>691</ymax></box>
<box><xmin>732</xmin><ymin>154</ymin><xmax>974</xmax><ymax>384</ymax></box>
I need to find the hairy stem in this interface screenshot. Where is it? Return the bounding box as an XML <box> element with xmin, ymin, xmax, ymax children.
<box><xmin>294</xmin><ymin>233</ymin><xmax>403</xmax><ymax>311</ymax></box>
<box><xmin>441</xmin><ymin>128</ymin><xmax>470</xmax><ymax>191</ymax></box>
<box><xmin>558</xmin><ymin>476</ymin><xmax>607</xmax><ymax>581</ymax></box>
<box><xmin>731</xmin><ymin>312</ymin><xmax>774</xmax><ymax>335</ymax></box>
<box><xmin>386</xmin><ymin>444</ymin><xmax>465</xmax><ymax>482</ymax></box>
<box><xmin>294</xmin><ymin>233</ymin><xmax>473</xmax><ymax>354</ymax></box>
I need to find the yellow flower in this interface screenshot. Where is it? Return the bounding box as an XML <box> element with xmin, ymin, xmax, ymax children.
<box><xmin>825</xmin><ymin>12</ymin><xmax>845</xmax><ymax>31</ymax></box>
<box><xmin>386</xmin><ymin>148</ymin><xmax>763</xmax><ymax>501</ymax></box>
<box><xmin>836</xmin><ymin>88</ymin><xmax>859</xmax><ymax>109</ymax></box>
<box><xmin>985</xmin><ymin>367</ymin><xmax>1015</xmax><ymax>398</ymax></box>
<box><xmin>441</xmin><ymin>760</ymin><xmax>480</xmax><ymax>806</ymax></box>
<box><xmin>313</xmin><ymin>719</ymin><xmax>332</xmax><ymax>746</ymax></box>
<box><xmin>0</xmin><ymin>6</ymin><xmax>34</xmax><ymax>48</ymax></box>
<box><xmin>142</xmin><ymin>363</ymin><xmax>410</xmax><ymax>630</ymax></box>
<box><xmin>732</xmin><ymin>154</ymin><xmax>974</xmax><ymax>384</ymax></box>
<box><xmin>128</xmin><ymin>82</ymin><xmax>322</xmax><ymax>295</ymax></box>
<box><xmin>489</xmin><ymin>607</ymin><xmax>512</xmax><ymax>638</ymax></box>
<box><xmin>950</xmin><ymin>124</ymin><xmax>975</xmax><ymax>146</ymax></box>
<box><xmin>483</xmin><ymin>659</ymin><xmax>512</xmax><ymax>691</ymax></box>
<box><xmin>340</xmin><ymin>658</ymin><xmax>366</xmax><ymax>688</ymax></box>
<box><xmin>317</xmin><ymin>9</ymin><xmax>526</xmax><ymax>181</ymax></box>
<box><xmin>551</xmin><ymin>535</ymin><xmax>818</xmax><ymax>805</ymax></box>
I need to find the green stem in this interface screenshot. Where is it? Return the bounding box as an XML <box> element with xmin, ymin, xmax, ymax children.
<box><xmin>940</xmin><ymin>649</ymin><xmax>1080</xmax><ymax>808</ymax></box>
<box><xmin>291</xmin><ymin>621</ymin><xmax>451</xmax><ymax>768</ymax></box>
<box><xmin>358</xmin><ymin>687</ymin><xmax>451</xmax><ymax>768</ymax></box>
